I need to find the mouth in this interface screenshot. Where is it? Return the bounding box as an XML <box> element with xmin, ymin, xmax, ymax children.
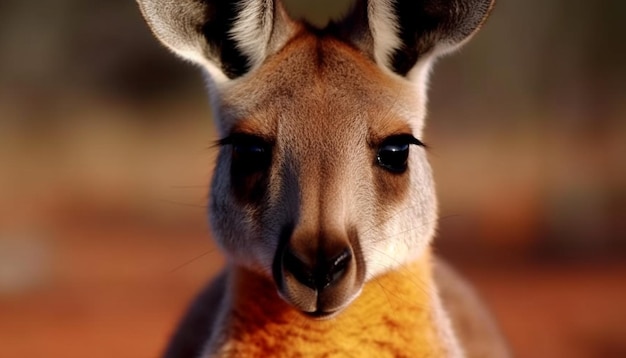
<box><xmin>274</xmin><ymin>277</ymin><xmax>364</xmax><ymax>320</ymax></box>
<box><xmin>302</xmin><ymin>308</ymin><xmax>341</xmax><ymax>320</ymax></box>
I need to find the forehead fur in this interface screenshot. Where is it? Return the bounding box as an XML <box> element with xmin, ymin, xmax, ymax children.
<box><xmin>217</xmin><ymin>32</ymin><xmax>425</xmax><ymax>138</ymax></box>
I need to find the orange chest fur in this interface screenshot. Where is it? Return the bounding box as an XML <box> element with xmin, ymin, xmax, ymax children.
<box><xmin>214</xmin><ymin>259</ymin><xmax>446</xmax><ymax>357</ymax></box>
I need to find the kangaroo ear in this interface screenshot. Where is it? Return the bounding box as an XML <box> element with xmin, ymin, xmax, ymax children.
<box><xmin>340</xmin><ymin>0</ymin><xmax>495</xmax><ymax>78</ymax></box>
<box><xmin>136</xmin><ymin>0</ymin><xmax>295</xmax><ymax>81</ymax></box>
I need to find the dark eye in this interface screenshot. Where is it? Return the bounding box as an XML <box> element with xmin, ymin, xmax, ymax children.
<box><xmin>220</xmin><ymin>133</ymin><xmax>272</xmax><ymax>174</ymax></box>
<box><xmin>376</xmin><ymin>135</ymin><xmax>423</xmax><ymax>173</ymax></box>
<box><xmin>234</xmin><ymin>143</ymin><xmax>269</xmax><ymax>171</ymax></box>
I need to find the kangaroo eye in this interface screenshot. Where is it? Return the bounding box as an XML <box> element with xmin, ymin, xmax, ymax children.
<box><xmin>219</xmin><ymin>133</ymin><xmax>272</xmax><ymax>174</ymax></box>
<box><xmin>233</xmin><ymin>142</ymin><xmax>269</xmax><ymax>168</ymax></box>
<box><xmin>233</xmin><ymin>142</ymin><xmax>266</xmax><ymax>157</ymax></box>
<box><xmin>377</xmin><ymin>142</ymin><xmax>409</xmax><ymax>173</ymax></box>
<box><xmin>376</xmin><ymin>135</ymin><xmax>424</xmax><ymax>173</ymax></box>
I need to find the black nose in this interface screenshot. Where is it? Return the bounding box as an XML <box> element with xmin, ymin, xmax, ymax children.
<box><xmin>282</xmin><ymin>246</ymin><xmax>352</xmax><ymax>290</ymax></box>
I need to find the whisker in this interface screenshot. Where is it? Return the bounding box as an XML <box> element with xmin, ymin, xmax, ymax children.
<box><xmin>358</xmin><ymin>198</ymin><xmax>464</xmax><ymax>239</ymax></box>
<box><xmin>372</xmin><ymin>276</ymin><xmax>395</xmax><ymax>309</ymax></box>
<box><xmin>367</xmin><ymin>213</ymin><xmax>462</xmax><ymax>246</ymax></box>
<box><xmin>168</xmin><ymin>248</ymin><xmax>220</xmax><ymax>273</ymax></box>
<box><xmin>357</xmin><ymin>203</ymin><xmax>425</xmax><ymax>238</ymax></box>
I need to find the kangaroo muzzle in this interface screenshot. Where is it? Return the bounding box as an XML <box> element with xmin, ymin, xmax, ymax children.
<box><xmin>273</xmin><ymin>229</ymin><xmax>363</xmax><ymax>318</ymax></box>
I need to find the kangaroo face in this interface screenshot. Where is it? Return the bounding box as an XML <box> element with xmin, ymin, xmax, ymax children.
<box><xmin>137</xmin><ymin>0</ymin><xmax>494</xmax><ymax>317</ymax></box>
<box><xmin>210</xmin><ymin>35</ymin><xmax>436</xmax><ymax>315</ymax></box>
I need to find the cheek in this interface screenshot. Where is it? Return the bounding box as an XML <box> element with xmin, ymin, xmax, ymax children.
<box><xmin>212</xmin><ymin>147</ymin><xmax>271</xmax><ymax>222</ymax></box>
<box><xmin>210</xmin><ymin>149</ymin><xmax>301</xmax><ymax>275</ymax></box>
<box><xmin>396</xmin><ymin>153</ymin><xmax>438</xmax><ymax>248</ymax></box>
<box><xmin>409</xmin><ymin>153</ymin><xmax>437</xmax><ymax>219</ymax></box>
<box><xmin>208</xmin><ymin>152</ymin><xmax>271</xmax><ymax>269</ymax></box>
<box><xmin>372</xmin><ymin>160</ymin><xmax>411</xmax><ymax>228</ymax></box>
<box><xmin>374</xmin><ymin>169</ymin><xmax>410</xmax><ymax>205</ymax></box>
<box><xmin>361</xmin><ymin>153</ymin><xmax>437</xmax><ymax>278</ymax></box>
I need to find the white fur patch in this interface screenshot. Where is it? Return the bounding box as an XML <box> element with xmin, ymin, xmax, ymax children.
<box><xmin>230</xmin><ymin>0</ymin><xmax>275</xmax><ymax>69</ymax></box>
<box><xmin>367</xmin><ymin>0</ymin><xmax>401</xmax><ymax>72</ymax></box>
<box><xmin>201</xmin><ymin>60</ymin><xmax>230</xmax><ymax>84</ymax></box>
<box><xmin>406</xmin><ymin>57</ymin><xmax>436</xmax><ymax>111</ymax></box>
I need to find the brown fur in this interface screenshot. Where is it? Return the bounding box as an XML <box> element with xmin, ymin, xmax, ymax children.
<box><xmin>136</xmin><ymin>1</ymin><xmax>510</xmax><ymax>357</ymax></box>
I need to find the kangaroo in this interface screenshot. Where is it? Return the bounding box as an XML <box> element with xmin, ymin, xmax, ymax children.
<box><xmin>137</xmin><ymin>0</ymin><xmax>509</xmax><ymax>357</ymax></box>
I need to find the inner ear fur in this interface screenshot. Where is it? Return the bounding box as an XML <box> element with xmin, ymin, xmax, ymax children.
<box><xmin>389</xmin><ymin>0</ymin><xmax>496</xmax><ymax>76</ymax></box>
<box><xmin>137</xmin><ymin>0</ymin><xmax>293</xmax><ymax>80</ymax></box>
<box><xmin>137</xmin><ymin>1</ymin><xmax>223</xmax><ymax>71</ymax></box>
<box><xmin>137</xmin><ymin>0</ymin><xmax>494</xmax><ymax>80</ymax></box>
<box><xmin>335</xmin><ymin>0</ymin><xmax>495</xmax><ymax>77</ymax></box>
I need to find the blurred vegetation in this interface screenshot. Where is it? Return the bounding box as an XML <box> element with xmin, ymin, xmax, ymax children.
<box><xmin>0</xmin><ymin>0</ymin><xmax>624</xmax><ymax>261</ymax></box>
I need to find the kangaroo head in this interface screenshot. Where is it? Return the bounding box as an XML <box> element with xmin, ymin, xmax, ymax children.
<box><xmin>138</xmin><ymin>0</ymin><xmax>493</xmax><ymax>318</ymax></box>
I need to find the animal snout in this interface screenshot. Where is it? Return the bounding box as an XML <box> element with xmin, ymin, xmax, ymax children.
<box><xmin>282</xmin><ymin>245</ymin><xmax>352</xmax><ymax>290</ymax></box>
<box><xmin>273</xmin><ymin>230</ymin><xmax>363</xmax><ymax>316</ymax></box>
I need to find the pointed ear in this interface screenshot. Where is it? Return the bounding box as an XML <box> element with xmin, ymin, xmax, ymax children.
<box><xmin>339</xmin><ymin>0</ymin><xmax>495</xmax><ymax>78</ymax></box>
<box><xmin>136</xmin><ymin>0</ymin><xmax>296</xmax><ymax>82</ymax></box>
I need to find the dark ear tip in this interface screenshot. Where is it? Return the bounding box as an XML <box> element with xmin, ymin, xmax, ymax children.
<box><xmin>458</xmin><ymin>0</ymin><xmax>497</xmax><ymax>45</ymax></box>
<box><xmin>444</xmin><ymin>0</ymin><xmax>497</xmax><ymax>42</ymax></box>
<box><xmin>474</xmin><ymin>0</ymin><xmax>498</xmax><ymax>33</ymax></box>
<box><xmin>387</xmin><ymin>0</ymin><xmax>498</xmax><ymax>75</ymax></box>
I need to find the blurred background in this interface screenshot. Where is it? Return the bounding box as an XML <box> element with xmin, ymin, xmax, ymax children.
<box><xmin>0</xmin><ymin>0</ymin><xmax>624</xmax><ymax>357</ymax></box>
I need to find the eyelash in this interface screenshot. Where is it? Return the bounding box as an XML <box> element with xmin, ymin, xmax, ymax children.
<box><xmin>375</xmin><ymin>134</ymin><xmax>426</xmax><ymax>148</ymax></box>
<box><xmin>218</xmin><ymin>133</ymin><xmax>271</xmax><ymax>147</ymax></box>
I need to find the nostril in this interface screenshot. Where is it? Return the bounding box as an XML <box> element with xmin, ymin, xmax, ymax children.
<box><xmin>323</xmin><ymin>249</ymin><xmax>352</xmax><ymax>289</ymax></box>
<box><xmin>282</xmin><ymin>246</ymin><xmax>352</xmax><ymax>291</ymax></box>
<box><xmin>283</xmin><ymin>248</ymin><xmax>316</xmax><ymax>289</ymax></box>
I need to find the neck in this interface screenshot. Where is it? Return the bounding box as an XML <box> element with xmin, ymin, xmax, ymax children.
<box><xmin>210</xmin><ymin>250</ymin><xmax>459</xmax><ymax>357</ymax></box>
